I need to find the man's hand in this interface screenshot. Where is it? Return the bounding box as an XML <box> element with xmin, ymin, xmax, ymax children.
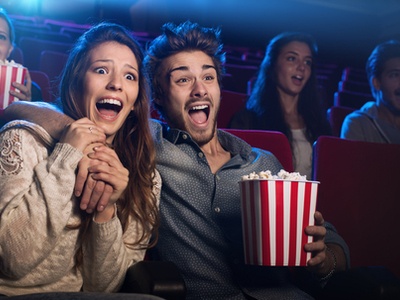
<box><xmin>304</xmin><ymin>211</ymin><xmax>346</xmax><ymax>278</ymax></box>
<box><xmin>304</xmin><ymin>211</ymin><xmax>327</xmax><ymax>271</ymax></box>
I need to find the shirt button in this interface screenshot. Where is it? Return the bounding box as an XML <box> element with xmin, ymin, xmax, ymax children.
<box><xmin>214</xmin><ymin>207</ymin><xmax>221</xmax><ymax>213</ymax></box>
<box><xmin>182</xmin><ymin>134</ymin><xmax>188</xmax><ymax>139</ymax></box>
<box><xmin>198</xmin><ymin>152</ymin><xmax>204</xmax><ymax>158</ymax></box>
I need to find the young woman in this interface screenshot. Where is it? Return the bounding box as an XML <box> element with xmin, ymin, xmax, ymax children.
<box><xmin>229</xmin><ymin>32</ymin><xmax>331</xmax><ymax>179</ymax></box>
<box><xmin>0</xmin><ymin>22</ymin><xmax>160</xmax><ymax>296</ymax></box>
<box><xmin>0</xmin><ymin>7</ymin><xmax>36</xmax><ymax>101</ymax></box>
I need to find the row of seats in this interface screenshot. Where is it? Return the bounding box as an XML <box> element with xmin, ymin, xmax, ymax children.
<box><xmin>226</xmin><ymin>127</ymin><xmax>400</xmax><ymax>279</ymax></box>
<box><xmin>9</xmin><ymin>14</ymin><xmax>348</xmax><ymax>106</ymax></box>
<box><xmin>9</xmin><ymin>15</ymin><xmax>365</xmax><ymax>137</ymax></box>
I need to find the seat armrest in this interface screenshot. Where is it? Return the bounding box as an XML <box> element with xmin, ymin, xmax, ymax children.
<box><xmin>319</xmin><ymin>266</ymin><xmax>400</xmax><ymax>300</ymax></box>
<box><xmin>120</xmin><ymin>261</ymin><xmax>186</xmax><ymax>300</ymax></box>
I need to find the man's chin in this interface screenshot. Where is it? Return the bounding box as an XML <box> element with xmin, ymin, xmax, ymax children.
<box><xmin>189</xmin><ymin>126</ymin><xmax>215</xmax><ymax>145</ymax></box>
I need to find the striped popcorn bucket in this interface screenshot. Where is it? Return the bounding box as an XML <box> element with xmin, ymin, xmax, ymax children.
<box><xmin>0</xmin><ymin>64</ymin><xmax>27</xmax><ymax>109</ymax></box>
<box><xmin>239</xmin><ymin>179</ymin><xmax>319</xmax><ymax>266</ymax></box>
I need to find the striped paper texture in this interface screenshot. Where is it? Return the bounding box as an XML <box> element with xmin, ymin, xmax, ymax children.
<box><xmin>0</xmin><ymin>65</ymin><xmax>27</xmax><ymax>108</ymax></box>
<box><xmin>240</xmin><ymin>179</ymin><xmax>319</xmax><ymax>266</ymax></box>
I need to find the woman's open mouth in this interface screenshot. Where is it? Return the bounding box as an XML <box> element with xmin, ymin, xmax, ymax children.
<box><xmin>96</xmin><ymin>99</ymin><xmax>123</xmax><ymax>120</ymax></box>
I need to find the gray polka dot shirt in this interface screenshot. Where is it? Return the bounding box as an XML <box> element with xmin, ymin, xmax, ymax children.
<box><xmin>150</xmin><ymin>120</ymin><xmax>348</xmax><ymax>300</ymax></box>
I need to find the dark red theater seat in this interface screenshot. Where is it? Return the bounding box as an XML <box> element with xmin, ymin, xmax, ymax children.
<box><xmin>313</xmin><ymin>136</ymin><xmax>400</xmax><ymax>278</ymax></box>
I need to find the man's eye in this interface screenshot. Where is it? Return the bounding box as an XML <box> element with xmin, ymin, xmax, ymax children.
<box><xmin>205</xmin><ymin>75</ymin><xmax>215</xmax><ymax>81</ymax></box>
<box><xmin>389</xmin><ymin>72</ymin><xmax>400</xmax><ymax>78</ymax></box>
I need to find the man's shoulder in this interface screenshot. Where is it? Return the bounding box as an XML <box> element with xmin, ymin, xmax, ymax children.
<box><xmin>150</xmin><ymin>119</ymin><xmax>166</xmax><ymax>138</ymax></box>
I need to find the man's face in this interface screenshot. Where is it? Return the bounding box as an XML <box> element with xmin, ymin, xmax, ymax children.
<box><xmin>373</xmin><ymin>57</ymin><xmax>400</xmax><ymax>114</ymax></box>
<box><xmin>157</xmin><ymin>50</ymin><xmax>221</xmax><ymax>145</ymax></box>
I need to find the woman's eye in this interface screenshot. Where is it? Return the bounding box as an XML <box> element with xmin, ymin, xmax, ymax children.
<box><xmin>177</xmin><ymin>78</ymin><xmax>189</xmax><ymax>83</ymax></box>
<box><xmin>125</xmin><ymin>73</ymin><xmax>137</xmax><ymax>81</ymax></box>
<box><xmin>205</xmin><ymin>75</ymin><xmax>215</xmax><ymax>81</ymax></box>
<box><xmin>305</xmin><ymin>60</ymin><xmax>313</xmax><ymax>66</ymax></box>
<box><xmin>0</xmin><ymin>34</ymin><xmax>7</xmax><ymax>41</ymax></box>
<box><xmin>95</xmin><ymin>67</ymin><xmax>107</xmax><ymax>74</ymax></box>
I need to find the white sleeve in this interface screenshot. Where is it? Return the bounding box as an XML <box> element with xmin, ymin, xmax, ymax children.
<box><xmin>0</xmin><ymin>128</ymin><xmax>82</xmax><ymax>279</ymax></box>
<box><xmin>81</xmin><ymin>170</ymin><xmax>162</xmax><ymax>292</ymax></box>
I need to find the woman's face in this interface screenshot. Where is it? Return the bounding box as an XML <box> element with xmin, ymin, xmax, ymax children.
<box><xmin>81</xmin><ymin>41</ymin><xmax>139</xmax><ymax>143</ymax></box>
<box><xmin>275</xmin><ymin>41</ymin><xmax>312</xmax><ymax>98</ymax></box>
<box><xmin>0</xmin><ymin>18</ymin><xmax>13</xmax><ymax>61</ymax></box>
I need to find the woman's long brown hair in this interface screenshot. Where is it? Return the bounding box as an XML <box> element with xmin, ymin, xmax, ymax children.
<box><xmin>59</xmin><ymin>22</ymin><xmax>159</xmax><ymax>265</ymax></box>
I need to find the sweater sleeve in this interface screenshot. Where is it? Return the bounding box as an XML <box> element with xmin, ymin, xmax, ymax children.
<box><xmin>341</xmin><ymin>113</ymin><xmax>371</xmax><ymax>141</ymax></box>
<box><xmin>81</xmin><ymin>170</ymin><xmax>162</xmax><ymax>292</ymax></box>
<box><xmin>0</xmin><ymin>127</ymin><xmax>83</xmax><ymax>279</ymax></box>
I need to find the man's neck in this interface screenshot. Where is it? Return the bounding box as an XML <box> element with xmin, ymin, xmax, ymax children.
<box><xmin>199</xmin><ymin>135</ymin><xmax>231</xmax><ymax>174</ymax></box>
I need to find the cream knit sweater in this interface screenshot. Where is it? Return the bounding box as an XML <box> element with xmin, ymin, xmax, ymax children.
<box><xmin>0</xmin><ymin>121</ymin><xmax>161</xmax><ymax>296</ymax></box>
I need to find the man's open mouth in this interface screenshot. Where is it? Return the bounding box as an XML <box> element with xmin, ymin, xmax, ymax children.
<box><xmin>188</xmin><ymin>104</ymin><xmax>210</xmax><ymax>124</ymax></box>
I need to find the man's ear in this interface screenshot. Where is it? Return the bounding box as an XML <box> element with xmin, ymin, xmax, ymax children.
<box><xmin>372</xmin><ymin>77</ymin><xmax>381</xmax><ymax>91</ymax></box>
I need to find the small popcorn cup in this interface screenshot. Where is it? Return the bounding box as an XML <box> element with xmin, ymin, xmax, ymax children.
<box><xmin>0</xmin><ymin>64</ymin><xmax>27</xmax><ymax>109</ymax></box>
<box><xmin>240</xmin><ymin>179</ymin><xmax>319</xmax><ymax>266</ymax></box>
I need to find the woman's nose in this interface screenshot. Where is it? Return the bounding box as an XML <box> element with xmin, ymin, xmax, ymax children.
<box><xmin>107</xmin><ymin>75</ymin><xmax>123</xmax><ymax>91</ymax></box>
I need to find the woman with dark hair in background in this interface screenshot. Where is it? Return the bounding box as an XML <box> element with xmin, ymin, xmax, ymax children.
<box><xmin>229</xmin><ymin>32</ymin><xmax>331</xmax><ymax>178</ymax></box>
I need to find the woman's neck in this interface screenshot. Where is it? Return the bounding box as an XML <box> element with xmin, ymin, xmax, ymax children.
<box><xmin>279</xmin><ymin>93</ymin><xmax>305</xmax><ymax>129</ymax></box>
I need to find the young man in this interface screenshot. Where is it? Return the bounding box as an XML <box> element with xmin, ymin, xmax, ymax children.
<box><xmin>341</xmin><ymin>40</ymin><xmax>400</xmax><ymax>143</ymax></box>
<box><xmin>3</xmin><ymin>21</ymin><xmax>349</xmax><ymax>299</ymax></box>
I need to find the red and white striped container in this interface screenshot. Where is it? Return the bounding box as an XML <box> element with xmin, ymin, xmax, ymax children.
<box><xmin>240</xmin><ymin>179</ymin><xmax>319</xmax><ymax>266</ymax></box>
<box><xmin>0</xmin><ymin>64</ymin><xmax>27</xmax><ymax>109</ymax></box>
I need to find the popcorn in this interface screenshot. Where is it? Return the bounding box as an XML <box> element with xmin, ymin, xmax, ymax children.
<box><xmin>0</xmin><ymin>59</ymin><xmax>27</xmax><ymax>109</ymax></box>
<box><xmin>241</xmin><ymin>169</ymin><xmax>307</xmax><ymax>181</ymax></box>
<box><xmin>239</xmin><ymin>169</ymin><xmax>318</xmax><ymax>266</ymax></box>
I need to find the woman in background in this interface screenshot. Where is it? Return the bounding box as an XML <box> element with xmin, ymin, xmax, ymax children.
<box><xmin>229</xmin><ymin>32</ymin><xmax>331</xmax><ymax>178</ymax></box>
<box><xmin>0</xmin><ymin>22</ymin><xmax>160</xmax><ymax>296</ymax></box>
<box><xmin>0</xmin><ymin>7</ymin><xmax>39</xmax><ymax>101</ymax></box>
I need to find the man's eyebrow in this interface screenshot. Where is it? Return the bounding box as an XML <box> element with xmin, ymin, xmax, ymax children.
<box><xmin>169</xmin><ymin>64</ymin><xmax>217</xmax><ymax>75</ymax></box>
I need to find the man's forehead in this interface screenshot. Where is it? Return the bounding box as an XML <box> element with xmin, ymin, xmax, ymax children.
<box><xmin>164</xmin><ymin>51</ymin><xmax>215</xmax><ymax>72</ymax></box>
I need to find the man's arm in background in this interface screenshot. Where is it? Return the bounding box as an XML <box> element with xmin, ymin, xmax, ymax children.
<box><xmin>3</xmin><ymin>101</ymin><xmax>112</xmax><ymax>212</ymax></box>
<box><xmin>3</xmin><ymin>101</ymin><xmax>72</xmax><ymax>140</ymax></box>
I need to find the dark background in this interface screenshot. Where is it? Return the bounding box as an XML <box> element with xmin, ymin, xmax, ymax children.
<box><xmin>2</xmin><ymin>0</ymin><xmax>400</xmax><ymax>68</ymax></box>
